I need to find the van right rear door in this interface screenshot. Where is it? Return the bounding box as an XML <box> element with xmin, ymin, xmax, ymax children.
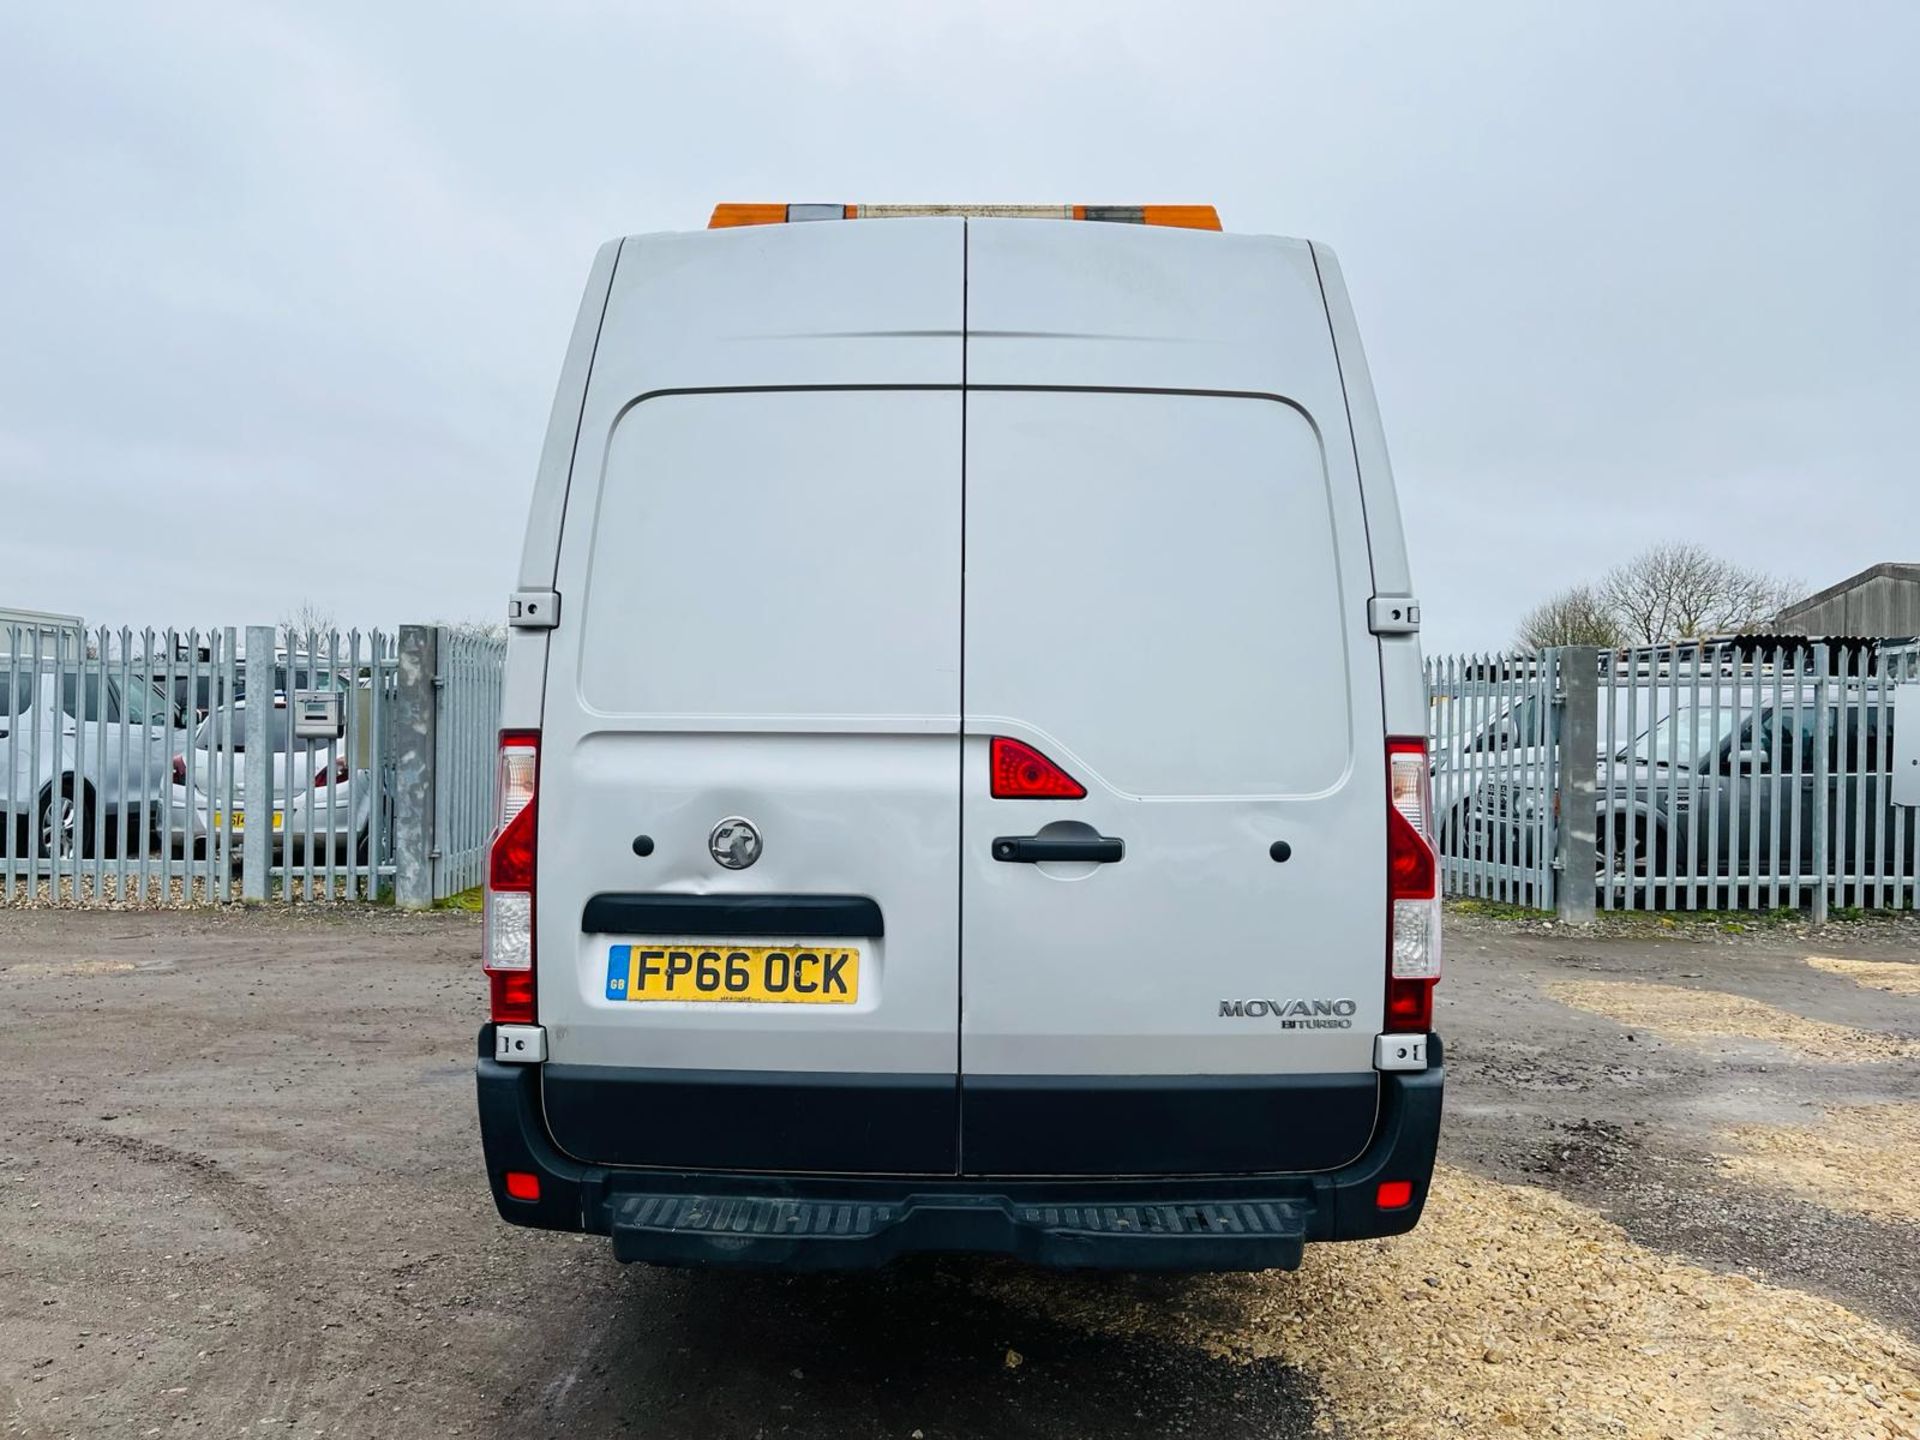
<box><xmin>957</xmin><ymin>221</ymin><xmax>1389</xmax><ymax>1177</ymax></box>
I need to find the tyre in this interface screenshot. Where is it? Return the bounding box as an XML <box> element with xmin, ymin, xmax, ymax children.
<box><xmin>1599</xmin><ymin>818</ymin><xmax>1649</xmax><ymax>880</ymax></box>
<box><xmin>38</xmin><ymin>782</ymin><xmax>97</xmax><ymax>860</ymax></box>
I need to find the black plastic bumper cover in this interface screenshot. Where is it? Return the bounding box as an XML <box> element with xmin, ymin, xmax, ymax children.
<box><xmin>474</xmin><ymin>1027</ymin><xmax>1445</xmax><ymax>1272</ymax></box>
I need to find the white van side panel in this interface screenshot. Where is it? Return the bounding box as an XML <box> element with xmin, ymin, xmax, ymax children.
<box><xmin>503</xmin><ymin>240</ymin><xmax>620</xmax><ymax>734</ymax></box>
<box><xmin>1312</xmin><ymin>242</ymin><xmax>1426</xmax><ymax>736</ymax></box>
<box><xmin>517</xmin><ymin>239</ymin><xmax>622</xmax><ymax>592</ymax></box>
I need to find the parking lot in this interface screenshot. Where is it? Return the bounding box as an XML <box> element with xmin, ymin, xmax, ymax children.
<box><xmin>3</xmin><ymin>906</ymin><xmax>1917</xmax><ymax>1439</ymax></box>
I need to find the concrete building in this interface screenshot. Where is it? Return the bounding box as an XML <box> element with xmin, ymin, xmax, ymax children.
<box><xmin>1774</xmin><ymin>563</ymin><xmax>1920</xmax><ymax>638</ymax></box>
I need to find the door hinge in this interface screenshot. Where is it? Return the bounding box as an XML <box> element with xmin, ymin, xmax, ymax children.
<box><xmin>1368</xmin><ymin>596</ymin><xmax>1420</xmax><ymax>636</ymax></box>
<box><xmin>1375</xmin><ymin>1033</ymin><xmax>1429</xmax><ymax>1071</ymax></box>
<box><xmin>494</xmin><ymin>1024</ymin><xmax>546</xmax><ymax>1063</ymax></box>
<box><xmin>508</xmin><ymin>589</ymin><xmax>559</xmax><ymax>629</ymax></box>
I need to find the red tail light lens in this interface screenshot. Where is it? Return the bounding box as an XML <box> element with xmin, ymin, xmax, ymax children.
<box><xmin>484</xmin><ymin>731</ymin><xmax>539</xmax><ymax>1024</ymax></box>
<box><xmin>1376</xmin><ymin>1179</ymin><xmax>1414</xmax><ymax>1210</ymax></box>
<box><xmin>489</xmin><ymin>970</ymin><xmax>536</xmax><ymax>1024</ymax></box>
<box><xmin>990</xmin><ymin>737</ymin><xmax>1086</xmax><ymax>799</ymax></box>
<box><xmin>171</xmin><ymin>754</ymin><xmax>187</xmax><ymax>785</ymax></box>
<box><xmin>1386</xmin><ymin>979</ymin><xmax>1432</xmax><ymax>1030</ymax></box>
<box><xmin>1386</xmin><ymin>738</ymin><xmax>1441</xmax><ymax>1034</ymax></box>
<box><xmin>489</xmin><ymin>734</ymin><xmax>538</xmax><ymax>889</ymax></box>
<box><xmin>312</xmin><ymin>755</ymin><xmax>349</xmax><ymax>789</ymax></box>
<box><xmin>503</xmin><ymin>1171</ymin><xmax>541</xmax><ymax>1202</ymax></box>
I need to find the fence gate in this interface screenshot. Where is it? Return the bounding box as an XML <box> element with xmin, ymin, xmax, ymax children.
<box><xmin>1426</xmin><ymin>651</ymin><xmax>1561</xmax><ymax>910</ymax></box>
<box><xmin>390</xmin><ymin>625</ymin><xmax>508</xmax><ymax>907</ymax></box>
<box><xmin>430</xmin><ymin>627</ymin><xmax>507</xmax><ymax>899</ymax></box>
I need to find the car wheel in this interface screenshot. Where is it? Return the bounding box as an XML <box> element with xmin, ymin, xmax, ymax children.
<box><xmin>38</xmin><ymin>783</ymin><xmax>96</xmax><ymax>860</ymax></box>
<box><xmin>1599</xmin><ymin>819</ymin><xmax>1649</xmax><ymax>880</ymax></box>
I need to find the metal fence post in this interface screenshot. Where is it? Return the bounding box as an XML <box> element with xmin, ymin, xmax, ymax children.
<box><xmin>241</xmin><ymin>626</ymin><xmax>274</xmax><ymax>903</ymax></box>
<box><xmin>432</xmin><ymin>624</ymin><xmax>453</xmax><ymax>902</ymax></box>
<box><xmin>393</xmin><ymin>625</ymin><xmax>438</xmax><ymax>911</ymax></box>
<box><xmin>1555</xmin><ymin>646</ymin><xmax>1600</xmax><ymax>925</ymax></box>
<box><xmin>1811</xmin><ymin>643</ymin><xmax>1831</xmax><ymax>925</ymax></box>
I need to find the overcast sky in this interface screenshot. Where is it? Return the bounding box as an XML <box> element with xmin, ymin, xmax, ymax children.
<box><xmin>3</xmin><ymin>2</ymin><xmax>1914</xmax><ymax>653</ymax></box>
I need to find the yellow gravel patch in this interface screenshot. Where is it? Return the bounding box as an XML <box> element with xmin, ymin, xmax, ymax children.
<box><xmin>1720</xmin><ymin>1103</ymin><xmax>1920</xmax><ymax>1225</ymax></box>
<box><xmin>977</xmin><ymin>1165</ymin><xmax>1920</xmax><ymax>1438</ymax></box>
<box><xmin>1807</xmin><ymin>955</ymin><xmax>1920</xmax><ymax>996</ymax></box>
<box><xmin>1545</xmin><ymin>979</ymin><xmax>1920</xmax><ymax>1062</ymax></box>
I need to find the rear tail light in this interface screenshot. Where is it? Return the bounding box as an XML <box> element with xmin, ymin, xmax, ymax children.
<box><xmin>171</xmin><ymin>754</ymin><xmax>187</xmax><ymax>785</ymax></box>
<box><xmin>312</xmin><ymin>755</ymin><xmax>349</xmax><ymax>788</ymax></box>
<box><xmin>502</xmin><ymin>1171</ymin><xmax>541</xmax><ymax>1202</ymax></box>
<box><xmin>990</xmin><ymin>737</ymin><xmax>1087</xmax><ymax>799</ymax></box>
<box><xmin>1386</xmin><ymin>738</ymin><xmax>1441</xmax><ymax>1033</ymax></box>
<box><xmin>484</xmin><ymin>731</ymin><xmax>539</xmax><ymax>1024</ymax></box>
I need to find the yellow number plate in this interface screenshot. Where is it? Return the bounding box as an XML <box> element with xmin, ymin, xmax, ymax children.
<box><xmin>605</xmin><ymin>944</ymin><xmax>859</xmax><ymax>1004</ymax></box>
<box><xmin>216</xmin><ymin>811</ymin><xmax>283</xmax><ymax>833</ymax></box>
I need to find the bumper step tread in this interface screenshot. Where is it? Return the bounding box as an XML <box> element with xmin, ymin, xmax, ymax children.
<box><xmin>609</xmin><ymin>1191</ymin><xmax>1310</xmax><ymax>1270</ymax></box>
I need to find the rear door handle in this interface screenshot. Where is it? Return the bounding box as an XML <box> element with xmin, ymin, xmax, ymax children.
<box><xmin>992</xmin><ymin>834</ymin><xmax>1124</xmax><ymax>864</ymax></box>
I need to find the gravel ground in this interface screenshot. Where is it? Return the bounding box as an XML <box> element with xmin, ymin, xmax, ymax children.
<box><xmin>1</xmin><ymin>904</ymin><xmax>1917</xmax><ymax>1438</ymax></box>
<box><xmin>1717</xmin><ymin>1104</ymin><xmax>1920</xmax><ymax>1225</ymax></box>
<box><xmin>1806</xmin><ymin>955</ymin><xmax>1920</xmax><ymax>995</ymax></box>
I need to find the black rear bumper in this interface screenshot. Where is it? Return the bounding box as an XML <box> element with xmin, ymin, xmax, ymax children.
<box><xmin>474</xmin><ymin>1027</ymin><xmax>1444</xmax><ymax>1272</ymax></box>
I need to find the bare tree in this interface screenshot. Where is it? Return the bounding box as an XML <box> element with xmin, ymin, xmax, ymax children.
<box><xmin>436</xmin><ymin>617</ymin><xmax>506</xmax><ymax>643</ymax></box>
<box><xmin>1599</xmin><ymin>543</ymin><xmax>1799</xmax><ymax>644</ymax></box>
<box><xmin>280</xmin><ymin>599</ymin><xmax>337</xmax><ymax>641</ymax></box>
<box><xmin>1514</xmin><ymin>584</ymin><xmax>1624</xmax><ymax>649</ymax></box>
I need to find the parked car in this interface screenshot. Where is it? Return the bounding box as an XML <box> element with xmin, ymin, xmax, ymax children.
<box><xmin>475</xmin><ymin>205</ymin><xmax>1444</xmax><ymax>1271</ymax></box>
<box><xmin>1601</xmin><ymin>694</ymin><xmax>1912</xmax><ymax>884</ymax></box>
<box><xmin>1439</xmin><ymin>694</ymin><xmax>1913</xmax><ymax>887</ymax></box>
<box><xmin>168</xmin><ymin>700</ymin><xmax>378</xmax><ymax>861</ymax></box>
<box><xmin>0</xmin><ymin>663</ymin><xmax>190</xmax><ymax>858</ymax></box>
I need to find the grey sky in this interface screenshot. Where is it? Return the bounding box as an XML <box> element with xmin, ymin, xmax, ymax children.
<box><xmin>3</xmin><ymin>2</ymin><xmax>1914</xmax><ymax>653</ymax></box>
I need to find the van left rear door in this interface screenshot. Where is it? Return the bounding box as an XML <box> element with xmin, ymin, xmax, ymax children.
<box><xmin>535</xmin><ymin>220</ymin><xmax>966</xmax><ymax>1177</ymax></box>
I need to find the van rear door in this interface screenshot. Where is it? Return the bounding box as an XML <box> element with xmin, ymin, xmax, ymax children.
<box><xmin>958</xmin><ymin>221</ymin><xmax>1387</xmax><ymax>1176</ymax></box>
<box><xmin>535</xmin><ymin>221</ymin><xmax>965</xmax><ymax>1175</ymax></box>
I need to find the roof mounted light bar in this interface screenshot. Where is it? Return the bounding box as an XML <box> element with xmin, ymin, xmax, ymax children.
<box><xmin>709</xmin><ymin>203</ymin><xmax>1222</xmax><ymax>231</ymax></box>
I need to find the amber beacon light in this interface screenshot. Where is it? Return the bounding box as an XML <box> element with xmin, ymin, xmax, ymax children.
<box><xmin>709</xmin><ymin>203</ymin><xmax>1222</xmax><ymax>230</ymax></box>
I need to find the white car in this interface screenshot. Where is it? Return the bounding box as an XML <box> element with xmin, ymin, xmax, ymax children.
<box><xmin>476</xmin><ymin>203</ymin><xmax>1443</xmax><ymax>1271</ymax></box>
<box><xmin>169</xmin><ymin>701</ymin><xmax>376</xmax><ymax>860</ymax></box>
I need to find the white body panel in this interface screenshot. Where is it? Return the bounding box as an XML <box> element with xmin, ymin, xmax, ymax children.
<box><xmin>508</xmin><ymin>217</ymin><xmax>1425</xmax><ymax>1176</ymax></box>
<box><xmin>958</xmin><ymin>224</ymin><xmax>1388</xmax><ymax>1081</ymax></box>
<box><xmin>535</xmin><ymin>223</ymin><xmax>965</xmax><ymax>1081</ymax></box>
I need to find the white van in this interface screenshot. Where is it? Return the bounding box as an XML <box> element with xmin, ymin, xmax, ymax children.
<box><xmin>476</xmin><ymin>203</ymin><xmax>1443</xmax><ymax>1270</ymax></box>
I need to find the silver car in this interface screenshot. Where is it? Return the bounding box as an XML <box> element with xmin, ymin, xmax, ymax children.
<box><xmin>0</xmin><ymin>663</ymin><xmax>190</xmax><ymax>858</ymax></box>
<box><xmin>168</xmin><ymin>700</ymin><xmax>379</xmax><ymax>861</ymax></box>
